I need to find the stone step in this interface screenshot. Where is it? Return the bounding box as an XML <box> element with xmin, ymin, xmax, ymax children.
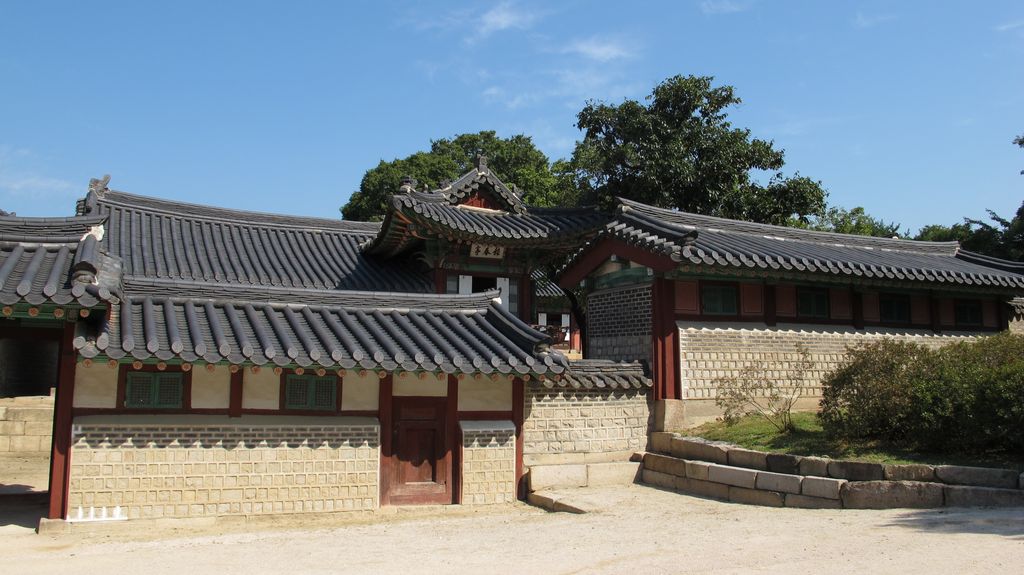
<box><xmin>1</xmin><ymin>406</ymin><xmax>55</xmax><ymax>422</ymax></box>
<box><xmin>527</xmin><ymin>461</ymin><xmax>641</xmax><ymax>492</ymax></box>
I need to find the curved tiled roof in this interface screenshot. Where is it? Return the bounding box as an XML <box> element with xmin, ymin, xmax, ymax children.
<box><xmin>563</xmin><ymin>198</ymin><xmax>1024</xmax><ymax>290</ymax></box>
<box><xmin>79</xmin><ymin>188</ymin><xmax>429</xmax><ymax>293</ymax></box>
<box><xmin>439</xmin><ymin>164</ymin><xmax>527</xmax><ymax>214</ymax></box>
<box><xmin>364</xmin><ymin>190</ymin><xmax>607</xmax><ymax>257</ymax></box>
<box><xmin>540</xmin><ymin>360</ymin><xmax>650</xmax><ymax>390</ymax></box>
<box><xmin>75</xmin><ymin>289</ymin><xmax>568</xmax><ymax>377</ymax></box>
<box><xmin>0</xmin><ymin>215</ymin><xmax>120</xmax><ymax>307</ymax></box>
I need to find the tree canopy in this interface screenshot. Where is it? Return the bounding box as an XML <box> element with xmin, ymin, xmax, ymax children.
<box><xmin>791</xmin><ymin>206</ymin><xmax>903</xmax><ymax>238</ymax></box>
<box><xmin>340</xmin><ymin>131</ymin><xmax>564</xmax><ymax>221</ymax></box>
<box><xmin>914</xmin><ymin>201</ymin><xmax>1024</xmax><ymax>262</ymax></box>
<box><xmin>568</xmin><ymin>75</ymin><xmax>827</xmax><ymax>224</ymax></box>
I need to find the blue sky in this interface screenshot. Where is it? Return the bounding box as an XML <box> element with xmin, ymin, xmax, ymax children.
<box><xmin>1</xmin><ymin>1</ymin><xmax>1021</xmax><ymax>233</ymax></box>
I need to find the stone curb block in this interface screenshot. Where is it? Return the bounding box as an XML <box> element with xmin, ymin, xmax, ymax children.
<box><xmin>671</xmin><ymin>437</ymin><xmax>729</xmax><ymax>465</ymax></box>
<box><xmin>801</xmin><ymin>476</ymin><xmax>846</xmax><ymax>500</ymax></box>
<box><xmin>529</xmin><ymin>464</ymin><xmax>587</xmax><ymax>492</ymax></box>
<box><xmin>676</xmin><ymin>477</ymin><xmax>729</xmax><ymax>501</ymax></box>
<box><xmin>765</xmin><ymin>453</ymin><xmax>801</xmax><ymax>475</ymax></box>
<box><xmin>943</xmin><ymin>485</ymin><xmax>1024</xmax><ymax>508</ymax></box>
<box><xmin>587</xmin><ymin>462</ymin><xmax>642</xmax><ymax>486</ymax></box>
<box><xmin>935</xmin><ymin>465</ymin><xmax>1019</xmax><ymax>489</ymax></box>
<box><xmin>685</xmin><ymin>460</ymin><xmax>710</xmax><ymax>481</ymax></box>
<box><xmin>883</xmin><ymin>464</ymin><xmax>935</xmax><ymax>482</ymax></box>
<box><xmin>727</xmin><ymin>448</ymin><xmax>768</xmax><ymax>471</ymax></box>
<box><xmin>644</xmin><ymin>454</ymin><xmax>686</xmax><ymax>478</ymax></box>
<box><xmin>798</xmin><ymin>457</ymin><xmax>830</xmax><ymax>478</ymax></box>
<box><xmin>642</xmin><ymin>469</ymin><xmax>677</xmax><ymax>490</ymax></box>
<box><xmin>755</xmin><ymin>470</ymin><xmax>802</xmax><ymax>494</ymax></box>
<box><xmin>707</xmin><ymin>464</ymin><xmax>757</xmax><ymax>489</ymax></box>
<box><xmin>729</xmin><ymin>486</ymin><xmax>784</xmax><ymax>507</ymax></box>
<box><xmin>841</xmin><ymin>481</ymin><xmax>943</xmax><ymax>509</ymax></box>
<box><xmin>650</xmin><ymin>432</ymin><xmax>675</xmax><ymax>455</ymax></box>
<box><xmin>828</xmin><ymin>460</ymin><xmax>884</xmax><ymax>481</ymax></box>
<box><xmin>526</xmin><ymin>492</ymin><xmax>587</xmax><ymax>514</ymax></box>
<box><xmin>785</xmin><ymin>494</ymin><xmax>842</xmax><ymax>509</ymax></box>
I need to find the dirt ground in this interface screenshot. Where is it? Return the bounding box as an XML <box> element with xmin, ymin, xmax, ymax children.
<box><xmin>1</xmin><ymin>485</ymin><xmax>1022</xmax><ymax>574</ymax></box>
<box><xmin>0</xmin><ymin>453</ymin><xmax>49</xmax><ymax>495</ymax></box>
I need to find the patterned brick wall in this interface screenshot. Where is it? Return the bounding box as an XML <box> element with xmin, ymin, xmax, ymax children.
<box><xmin>587</xmin><ymin>284</ymin><xmax>652</xmax><ymax>361</ymax></box>
<box><xmin>0</xmin><ymin>396</ymin><xmax>53</xmax><ymax>453</ymax></box>
<box><xmin>67</xmin><ymin>416</ymin><xmax>379</xmax><ymax>520</ymax></box>
<box><xmin>459</xmin><ymin>421</ymin><xmax>516</xmax><ymax>505</ymax></box>
<box><xmin>678</xmin><ymin>321</ymin><xmax>980</xmax><ymax>401</ymax></box>
<box><xmin>523</xmin><ymin>386</ymin><xmax>651</xmax><ymax>465</ymax></box>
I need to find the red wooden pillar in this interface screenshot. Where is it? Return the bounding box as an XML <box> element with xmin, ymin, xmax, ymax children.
<box><xmin>447</xmin><ymin>376</ymin><xmax>460</xmax><ymax>504</ymax></box>
<box><xmin>47</xmin><ymin>322</ymin><xmax>77</xmax><ymax>519</ymax></box>
<box><xmin>513</xmin><ymin>377</ymin><xmax>525</xmax><ymax>500</ymax></box>
<box><xmin>378</xmin><ymin>374</ymin><xmax>393</xmax><ymax>506</ymax></box>
<box><xmin>852</xmin><ymin>290</ymin><xmax>865</xmax><ymax>330</ymax></box>
<box><xmin>929</xmin><ymin>292</ymin><xmax>943</xmax><ymax>334</ymax></box>
<box><xmin>651</xmin><ymin>278</ymin><xmax>680</xmax><ymax>401</ymax></box>
<box><xmin>764</xmin><ymin>284</ymin><xmax>777</xmax><ymax>327</ymax></box>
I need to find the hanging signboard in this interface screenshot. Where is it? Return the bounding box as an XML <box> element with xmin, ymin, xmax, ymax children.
<box><xmin>469</xmin><ymin>243</ymin><xmax>506</xmax><ymax>259</ymax></box>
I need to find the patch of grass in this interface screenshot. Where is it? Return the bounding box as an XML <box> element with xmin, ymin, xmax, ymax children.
<box><xmin>689</xmin><ymin>412</ymin><xmax>1024</xmax><ymax>470</ymax></box>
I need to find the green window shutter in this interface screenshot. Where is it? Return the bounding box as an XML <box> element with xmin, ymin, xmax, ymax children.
<box><xmin>797</xmin><ymin>288</ymin><xmax>829</xmax><ymax>319</ymax></box>
<box><xmin>285</xmin><ymin>374</ymin><xmax>336</xmax><ymax>411</ymax></box>
<box><xmin>154</xmin><ymin>374</ymin><xmax>184</xmax><ymax>408</ymax></box>
<box><xmin>125</xmin><ymin>372</ymin><xmax>153</xmax><ymax>408</ymax></box>
<box><xmin>702</xmin><ymin>285</ymin><xmax>738</xmax><ymax>315</ymax></box>
<box><xmin>124</xmin><ymin>372</ymin><xmax>183</xmax><ymax>409</ymax></box>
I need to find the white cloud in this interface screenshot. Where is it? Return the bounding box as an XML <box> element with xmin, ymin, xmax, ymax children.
<box><xmin>994</xmin><ymin>19</ymin><xmax>1024</xmax><ymax>32</ymax></box>
<box><xmin>562</xmin><ymin>37</ymin><xmax>637</xmax><ymax>62</ymax></box>
<box><xmin>404</xmin><ymin>1</ymin><xmax>540</xmax><ymax>43</ymax></box>
<box><xmin>0</xmin><ymin>146</ymin><xmax>77</xmax><ymax>204</ymax></box>
<box><xmin>853</xmin><ymin>12</ymin><xmax>898</xmax><ymax>29</ymax></box>
<box><xmin>477</xmin><ymin>2</ymin><xmax>537</xmax><ymax>38</ymax></box>
<box><xmin>699</xmin><ymin>0</ymin><xmax>752</xmax><ymax>15</ymax></box>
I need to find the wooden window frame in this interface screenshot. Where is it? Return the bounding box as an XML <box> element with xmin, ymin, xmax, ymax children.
<box><xmin>953</xmin><ymin>298</ymin><xmax>983</xmax><ymax>328</ymax></box>
<box><xmin>278</xmin><ymin>370</ymin><xmax>342</xmax><ymax>415</ymax></box>
<box><xmin>796</xmin><ymin>286</ymin><xmax>830</xmax><ymax>320</ymax></box>
<box><xmin>700</xmin><ymin>282</ymin><xmax>740</xmax><ymax>317</ymax></box>
<box><xmin>117</xmin><ymin>364</ymin><xmax>192</xmax><ymax>413</ymax></box>
<box><xmin>878</xmin><ymin>292</ymin><xmax>912</xmax><ymax>325</ymax></box>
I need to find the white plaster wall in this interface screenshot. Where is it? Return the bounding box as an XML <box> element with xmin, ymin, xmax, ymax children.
<box><xmin>72</xmin><ymin>362</ymin><xmax>117</xmax><ymax>408</ymax></box>
<box><xmin>392</xmin><ymin>372</ymin><xmax>447</xmax><ymax>397</ymax></box>
<box><xmin>191</xmin><ymin>365</ymin><xmax>231</xmax><ymax>409</ymax></box>
<box><xmin>242</xmin><ymin>368</ymin><xmax>279</xmax><ymax>410</ymax></box>
<box><xmin>458</xmin><ymin>376</ymin><xmax>513</xmax><ymax>411</ymax></box>
<box><xmin>342</xmin><ymin>371</ymin><xmax>379</xmax><ymax>410</ymax></box>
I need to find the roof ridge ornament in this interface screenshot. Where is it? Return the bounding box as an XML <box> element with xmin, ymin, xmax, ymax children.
<box><xmin>398</xmin><ymin>176</ymin><xmax>417</xmax><ymax>194</ymax></box>
<box><xmin>89</xmin><ymin>174</ymin><xmax>110</xmax><ymax>196</ymax></box>
<box><xmin>475</xmin><ymin>154</ymin><xmax>488</xmax><ymax>173</ymax></box>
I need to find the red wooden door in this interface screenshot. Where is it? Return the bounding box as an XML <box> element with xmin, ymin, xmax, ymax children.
<box><xmin>387</xmin><ymin>397</ymin><xmax>452</xmax><ymax>505</ymax></box>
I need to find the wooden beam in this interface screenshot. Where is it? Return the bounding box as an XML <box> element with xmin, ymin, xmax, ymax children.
<box><xmin>47</xmin><ymin>321</ymin><xmax>77</xmax><ymax>520</ymax></box>
<box><xmin>558</xmin><ymin>237</ymin><xmax>676</xmax><ymax>289</ymax></box>
<box><xmin>229</xmin><ymin>369</ymin><xmax>243</xmax><ymax>417</ymax></box>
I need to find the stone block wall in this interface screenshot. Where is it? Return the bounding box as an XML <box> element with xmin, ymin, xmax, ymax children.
<box><xmin>587</xmin><ymin>284</ymin><xmax>651</xmax><ymax>362</ymax></box>
<box><xmin>0</xmin><ymin>395</ymin><xmax>53</xmax><ymax>453</ymax></box>
<box><xmin>523</xmin><ymin>386</ymin><xmax>651</xmax><ymax>466</ymax></box>
<box><xmin>677</xmin><ymin>321</ymin><xmax>981</xmax><ymax>424</ymax></box>
<box><xmin>67</xmin><ymin>415</ymin><xmax>379</xmax><ymax>520</ymax></box>
<box><xmin>459</xmin><ymin>420</ymin><xmax>516</xmax><ymax>505</ymax></box>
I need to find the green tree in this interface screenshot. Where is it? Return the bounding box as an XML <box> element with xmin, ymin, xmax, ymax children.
<box><xmin>914</xmin><ymin>201</ymin><xmax>1024</xmax><ymax>261</ymax></box>
<box><xmin>341</xmin><ymin>131</ymin><xmax>563</xmax><ymax>221</ymax></box>
<box><xmin>791</xmin><ymin>206</ymin><xmax>903</xmax><ymax>238</ymax></box>
<box><xmin>1016</xmin><ymin>133</ymin><xmax>1023</xmax><ymax>174</ymax></box>
<box><xmin>570</xmin><ymin>75</ymin><xmax>827</xmax><ymax>224</ymax></box>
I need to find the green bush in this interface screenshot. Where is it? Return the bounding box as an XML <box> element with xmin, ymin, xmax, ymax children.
<box><xmin>819</xmin><ymin>332</ymin><xmax>1024</xmax><ymax>454</ymax></box>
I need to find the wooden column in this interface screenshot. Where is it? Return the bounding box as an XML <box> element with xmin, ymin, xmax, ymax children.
<box><xmin>651</xmin><ymin>278</ymin><xmax>680</xmax><ymax>401</ymax></box>
<box><xmin>378</xmin><ymin>373</ymin><xmax>393</xmax><ymax>506</ymax></box>
<box><xmin>47</xmin><ymin>322</ymin><xmax>77</xmax><ymax>520</ymax></box>
<box><xmin>930</xmin><ymin>292</ymin><xmax>942</xmax><ymax>334</ymax></box>
<box><xmin>852</xmin><ymin>290</ymin><xmax>865</xmax><ymax>330</ymax></box>
<box><xmin>764</xmin><ymin>284</ymin><xmax>777</xmax><ymax>327</ymax></box>
<box><xmin>434</xmin><ymin>268</ymin><xmax>446</xmax><ymax>294</ymax></box>
<box><xmin>447</xmin><ymin>376</ymin><xmax>460</xmax><ymax>504</ymax></box>
<box><xmin>229</xmin><ymin>368</ymin><xmax>243</xmax><ymax>417</ymax></box>
<box><xmin>513</xmin><ymin>377</ymin><xmax>525</xmax><ymax>500</ymax></box>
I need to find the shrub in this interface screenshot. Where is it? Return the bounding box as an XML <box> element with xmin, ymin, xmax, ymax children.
<box><xmin>819</xmin><ymin>332</ymin><xmax>1024</xmax><ymax>454</ymax></box>
<box><xmin>715</xmin><ymin>343</ymin><xmax>813</xmax><ymax>433</ymax></box>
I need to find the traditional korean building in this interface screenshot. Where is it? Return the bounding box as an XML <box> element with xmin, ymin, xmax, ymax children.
<box><xmin>0</xmin><ymin>163</ymin><xmax>651</xmax><ymax>522</ymax></box>
<box><xmin>558</xmin><ymin>198</ymin><xmax>1024</xmax><ymax>427</ymax></box>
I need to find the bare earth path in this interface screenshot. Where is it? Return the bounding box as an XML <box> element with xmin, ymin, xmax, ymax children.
<box><xmin>2</xmin><ymin>485</ymin><xmax>1022</xmax><ymax>574</ymax></box>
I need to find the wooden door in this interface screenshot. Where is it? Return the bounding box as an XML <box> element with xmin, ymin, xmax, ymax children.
<box><xmin>386</xmin><ymin>397</ymin><xmax>451</xmax><ymax>505</ymax></box>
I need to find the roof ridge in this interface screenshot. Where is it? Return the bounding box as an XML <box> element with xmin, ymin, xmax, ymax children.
<box><xmin>92</xmin><ymin>189</ymin><xmax>381</xmax><ymax>232</ymax></box>
<box><xmin>618</xmin><ymin>198</ymin><xmax>959</xmax><ymax>256</ymax></box>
